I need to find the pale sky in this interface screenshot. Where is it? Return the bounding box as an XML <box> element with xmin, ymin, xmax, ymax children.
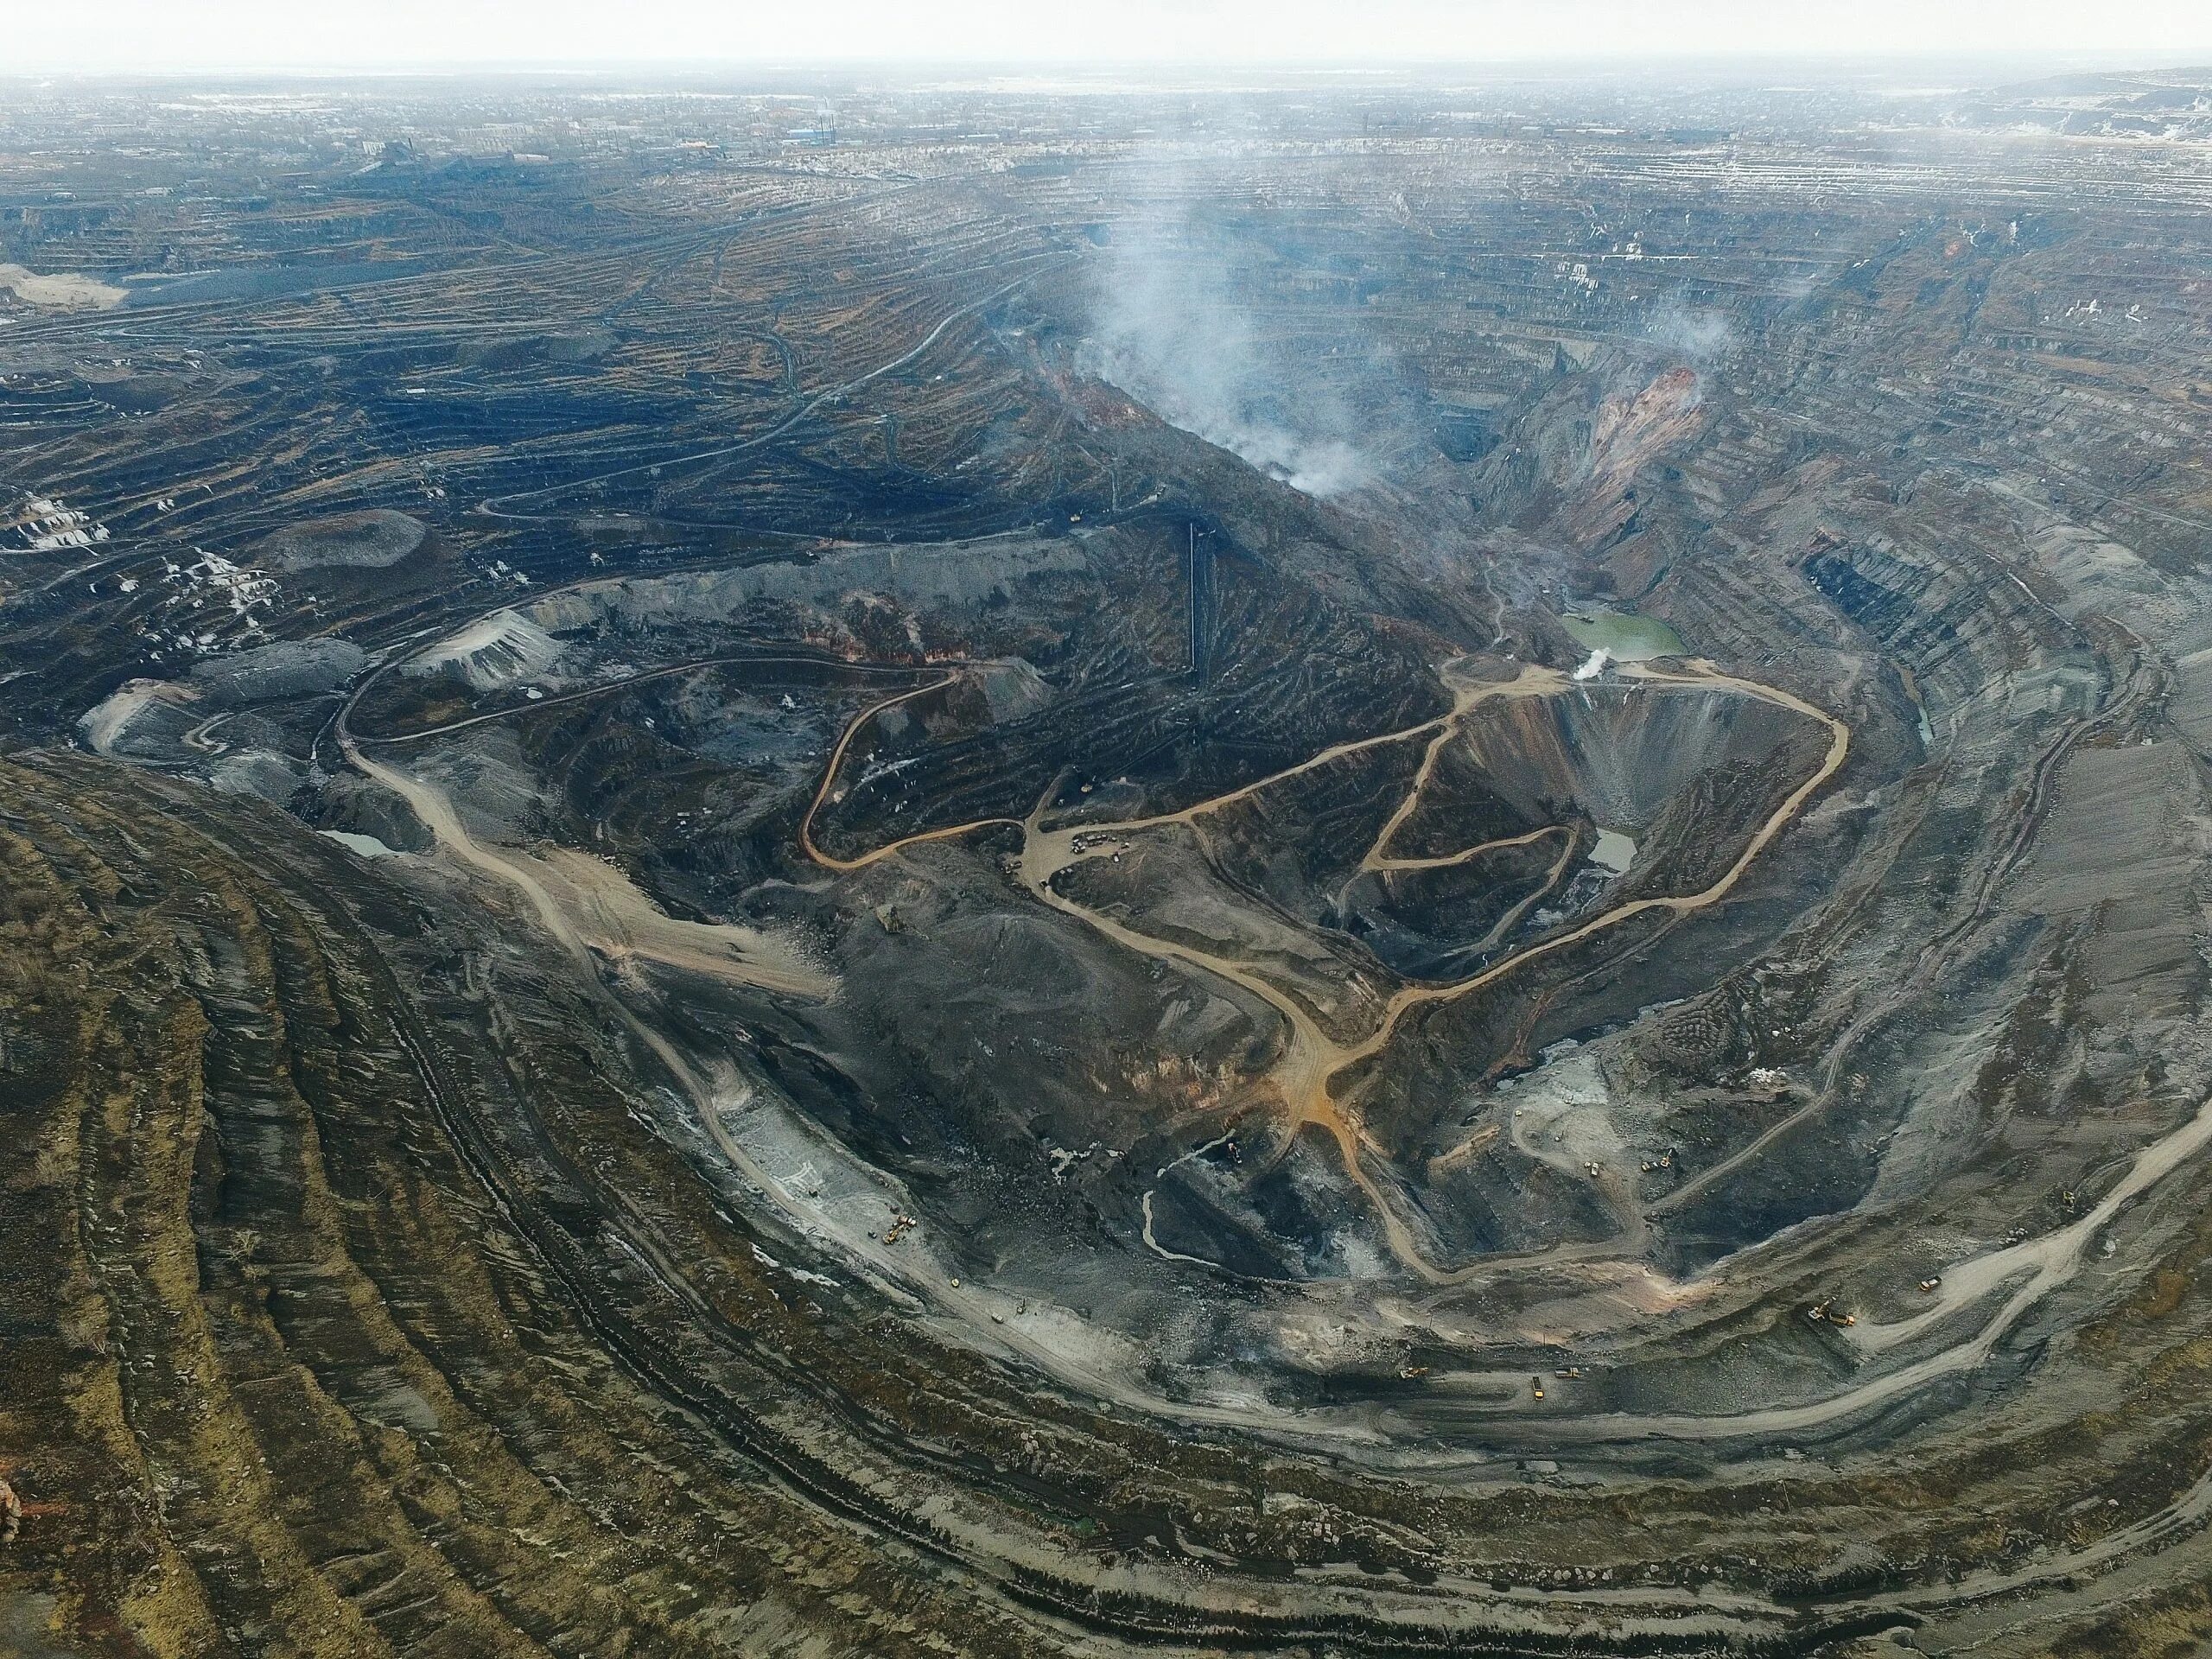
<box><xmin>11</xmin><ymin>0</ymin><xmax>2212</xmax><ymax>74</ymax></box>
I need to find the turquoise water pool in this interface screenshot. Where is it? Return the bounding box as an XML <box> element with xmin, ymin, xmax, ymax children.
<box><xmin>1560</xmin><ymin>608</ymin><xmax>1687</xmax><ymax>662</ymax></box>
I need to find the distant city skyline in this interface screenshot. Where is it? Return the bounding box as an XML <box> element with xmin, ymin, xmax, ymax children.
<box><xmin>12</xmin><ymin>0</ymin><xmax>2212</xmax><ymax>75</ymax></box>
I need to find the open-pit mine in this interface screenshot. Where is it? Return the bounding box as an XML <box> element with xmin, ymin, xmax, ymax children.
<box><xmin>8</xmin><ymin>60</ymin><xmax>2212</xmax><ymax>1659</ymax></box>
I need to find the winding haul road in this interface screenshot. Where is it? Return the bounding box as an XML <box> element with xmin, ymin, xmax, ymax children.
<box><xmin>801</xmin><ymin>654</ymin><xmax>1852</xmax><ymax>1283</ymax></box>
<box><xmin>343</xmin><ymin>609</ymin><xmax>2212</xmax><ymax>1463</ymax></box>
<box><xmin>793</xmin><ymin>647</ymin><xmax>2212</xmax><ymax>1459</ymax></box>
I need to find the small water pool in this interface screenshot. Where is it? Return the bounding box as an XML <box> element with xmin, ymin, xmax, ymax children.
<box><xmin>322</xmin><ymin>830</ymin><xmax>402</xmax><ymax>860</ymax></box>
<box><xmin>1561</xmin><ymin>608</ymin><xmax>1687</xmax><ymax>663</ymax></box>
<box><xmin>1589</xmin><ymin>829</ymin><xmax>1637</xmax><ymax>875</ymax></box>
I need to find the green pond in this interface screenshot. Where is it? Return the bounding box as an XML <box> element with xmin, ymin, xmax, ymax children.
<box><xmin>1560</xmin><ymin>608</ymin><xmax>1687</xmax><ymax>662</ymax></box>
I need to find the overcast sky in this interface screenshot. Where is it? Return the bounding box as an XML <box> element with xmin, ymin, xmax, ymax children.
<box><xmin>12</xmin><ymin>0</ymin><xmax>2212</xmax><ymax>75</ymax></box>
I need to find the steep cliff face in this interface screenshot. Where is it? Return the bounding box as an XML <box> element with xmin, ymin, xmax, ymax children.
<box><xmin>1451</xmin><ymin>682</ymin><xmax>1810</xmax><ymax>833</ymax></box>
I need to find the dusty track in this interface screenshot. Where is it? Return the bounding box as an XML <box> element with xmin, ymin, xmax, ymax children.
<box><xmin>352</xmin><ymin>651</ymin><xmax>941</xmax><ymax>747</ymax></box>
<box><xmin>476</xmin><ymin>257</ymin><xmax>1073</xmax><ymax>529</ymax></box>
<box><xmin>344</xmin><ymin>735</ymin><xmax>836</xmax><ymax>1000</ymax></box>
<box><xmin>802</xmin><ymin>656</ymin><xmax>1853</xmax><ymax>1283</ymax></box>
<box><xmin>357</xmin><ymin>640</ymin><xmax>2212</xmax><ymax>1456</ymax></box>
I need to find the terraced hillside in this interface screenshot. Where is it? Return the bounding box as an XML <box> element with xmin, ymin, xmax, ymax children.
<box><xmin>7</xmin><ymin>67</ymin><xmax>2212</xmax><ymax>1659</ymax></box>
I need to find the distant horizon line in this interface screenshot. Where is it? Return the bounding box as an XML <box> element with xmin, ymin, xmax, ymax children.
<box><xmin>6</xmin><ymin>48</ymin><xmax>2212</xmax><ymax>82</ymax></box>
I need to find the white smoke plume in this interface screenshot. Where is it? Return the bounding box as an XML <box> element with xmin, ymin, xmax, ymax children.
<box><xmin>1641</xmin><ymin>301</ymin><xmax>1735</xmax><ymax>364</ymax></box>
<box><xmin>1077</xmin><ymin>178</ymin><xmax>1376</xmax><ymax>499</ymax></box>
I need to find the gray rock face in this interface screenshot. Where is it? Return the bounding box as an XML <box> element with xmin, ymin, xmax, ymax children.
<box><xmin>309</xmin><ymin>771</ymin><xmax>435</xmax><ymax>853</ymax></box>
<box><xmin>207</xmin><ymin>748</ymin><xmax>305</xmax><ymax>804</ymax></box>
<box><xmin>190</xmin><ymin>638</ymin><xmax>366</xmax><ymax>705</ymax></box>
<box><xmin>256</xmin><ymin>511</ymin><xmax>428</xmax><ymax>571</ymax></box>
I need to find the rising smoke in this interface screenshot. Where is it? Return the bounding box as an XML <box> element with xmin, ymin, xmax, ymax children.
<box><xmin>1078</xmin><ymin>175</ymin><xmax>1378</xmax><ymax>499</ymax></box>
<box><xmin>1641</xmin><ymin>300</ymin><xmax>1735</xmax><ymax>364</ymax></box>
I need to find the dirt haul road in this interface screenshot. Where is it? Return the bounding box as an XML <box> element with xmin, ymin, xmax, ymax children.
<box><xmin>346</xmin><ymin>736</ymin><xmax>836</xmax><ymax>1000</ymax></box>
<box><xmin>347</xmin><ymin>645</ymin><xmax>2212</xmax><ymax>1454</ymax></box>
<box><xmin>804</xmin><ymin>657</ymin><xmax>1852</xmax><ymax>1284</ymax></box>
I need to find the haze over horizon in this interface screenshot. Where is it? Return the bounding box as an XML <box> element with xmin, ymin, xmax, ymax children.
<box><xmin>11</xmin><ymin>0</ymin><xmax>2212</xmax><ymax>75</ymax></box>
<box><xmin>18</xmin><ymin>2</ymin><xmax>2212</xmax><ymax>1653</ymax></box>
